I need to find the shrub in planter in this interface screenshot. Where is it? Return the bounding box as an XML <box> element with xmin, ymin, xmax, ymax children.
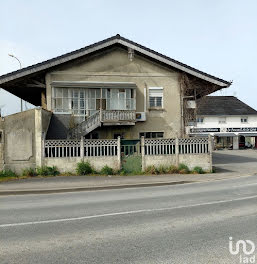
<box><xmin>22</xmin><ymin>168</ymin><xmax>37</xmax><ymax>177</ymax></box>
<box><xmin>100</xmin><ymin>165</ymin><xmax>114</xmax><ymax>175</ymax></box>
<box><xmin>0</xmin><ymin>169</ymin><xmax>16</xmax><ymax>178</ymax></box>
<box><xmin>76</xmin><ymin>161</ymin><xmax>93</xmax><ymax>175</ymax></box>
<box><xmin>178</xmin><ymin>163</ymin><xmax>190</xmax><ymax>174</ymax></box>
<box><xmin>192</xmin><ymin>166</ymin><xmax>205</xmax><ymax>174</ymax></box>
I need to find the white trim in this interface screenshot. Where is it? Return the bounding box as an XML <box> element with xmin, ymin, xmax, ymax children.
<box><xmin>148</xmin><ymin>87</ymin><xmax>163</xmax><ymax>90</ymax></box>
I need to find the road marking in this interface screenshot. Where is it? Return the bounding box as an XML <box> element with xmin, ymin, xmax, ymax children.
<box><xmin>1</xmin><ymin>194</ymin><xmax>257</xmax><ymax>228</ymax></box>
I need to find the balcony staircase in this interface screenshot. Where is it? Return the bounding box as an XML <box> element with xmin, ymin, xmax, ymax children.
<box><xmin>69</xmin><ymin>110</ymin><xmax>136</xmax><ymax>139</ymax></box>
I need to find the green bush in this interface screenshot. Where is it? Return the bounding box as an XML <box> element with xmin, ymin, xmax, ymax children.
<box><xmin>100</xmin><ymin>165</ymin><xmax>114</xmax><ymax>175</ymax></box>
<box><xmin>22</xmin><ymin>168</ymin><xmax>37</xmax><ymax>177</ymax></box>
<box><xmin>192</xmin><ymin>166</ymin><xmax>205</xmax><ymax>174</ymax></box>
<box><xmin>76</xmin><ymin>161</ymin><xmax>93</xmax><ymax>175</ymax></box>
<box><xmin>0</xmin><ymin>169</ymin><xmax>17</xmax><ymax>178</ymax></box>
<box><xmin>36</xmin><ymin>166</ymin><xmax>59</xmax><ymax>176</ymax></box>
<box><xmin>178</xmin><ymin>163</ymin><xmax>190</xmax><ymax>174</ymax></box>
<box><xmin>167</xmin><ymin>165</ymin><xmax>179</xmax><ymax>174</ymax></box>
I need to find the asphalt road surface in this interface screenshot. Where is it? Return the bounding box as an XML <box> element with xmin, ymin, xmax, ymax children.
<box><xmin>1</xmin><ymin>175</ymin><xmax>257</xmax><ymax>264</ymax></box>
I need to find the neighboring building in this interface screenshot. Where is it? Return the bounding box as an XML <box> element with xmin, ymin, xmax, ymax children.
<box><xmin>0</xmin><ymin>34</ymin><xmax>230</xmax><ymax>141</ymax></box>
<box><xmin>187</xmin><ymin>96</ymin><xmax>257</xmax><ymax>149</ymax></box>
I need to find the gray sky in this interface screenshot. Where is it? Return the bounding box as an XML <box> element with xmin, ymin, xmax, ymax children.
<box><xmin>1</xmin><ymin>0</ymin><xmax>257</xmax><ymax>115</ymax></box>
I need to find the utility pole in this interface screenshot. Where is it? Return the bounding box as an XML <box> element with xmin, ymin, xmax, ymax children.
<box><xmin>8</xmin><ymin>54</ymin><xmax>23</xmax><ymax>112</ymax></box>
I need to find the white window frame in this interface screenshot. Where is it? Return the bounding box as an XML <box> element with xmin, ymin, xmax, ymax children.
<box><xmin>196</xmin><ymin>117</ymin><xmax>204</xmax><ymax>123</ymax></box>
<box><xmin>218</xmin><ymin>117</ymin><xmax>226</xmax><ymax>124</ymax></box>
<box><xmin>52</xmin><ymin>87</ymin><xmax>136</xmax><ymax>119</ymax></box>
<box><xmin>148</xmin><ymin>87</ymin><xmax>163</xmax><ymax>108</ymax></box>
<box><xmin>241</xmin><ymin>116</ymin><xmax>248</xmax><ymax>123</ymax></box>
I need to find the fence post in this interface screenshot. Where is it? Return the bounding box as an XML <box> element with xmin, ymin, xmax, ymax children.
<box><xmin>208</xmin><ymin>135</ymin><xmax>213</xmax><ymax>172</ymax></box>
<box><xmin>80</xmin><ymin>136</ymin><xmax>84</xmax><ymax>161</ymax></box>
<box><xmin>42</xmin><ymin>133</ymin><xmax>45</xmax><ymax>162</ymax></box>
<box><xmin>175</xmin><ymin>137</ymin><xmax>179</xmax><ymax>166</ymax></box>
<box><xmin>117</xmin><ymin>136</ymin><xmax>121</xmax><ymax>170</ymax></box>
<box><xmin>141</xmin><ymin>136</ymin><xmax>145</xmax><ymax>172</ymax></box>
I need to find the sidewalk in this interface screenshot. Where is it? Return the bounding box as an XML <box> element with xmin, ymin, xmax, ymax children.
<box><xmin>0</xmin><ymin>171</ymin><xmax>252</xmax><ymax>195</ymax></box>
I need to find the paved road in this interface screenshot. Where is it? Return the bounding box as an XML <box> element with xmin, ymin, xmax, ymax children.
<box><xmin>1</xmin><ymin>176</ymin><xmax>257</xmax><ymax>264</ymax></box>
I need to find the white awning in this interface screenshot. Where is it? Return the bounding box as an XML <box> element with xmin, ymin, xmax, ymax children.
<box><xmin>238</xmin><ymin>133</ymin><xmax>257</xmax><ymax>137</ymax></box>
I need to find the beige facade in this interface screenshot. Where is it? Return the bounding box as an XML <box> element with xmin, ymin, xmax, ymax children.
<box><xmin>45</xmin><ymin>47</ymin><xmax>182</xmax><ymax>139</ymax></box>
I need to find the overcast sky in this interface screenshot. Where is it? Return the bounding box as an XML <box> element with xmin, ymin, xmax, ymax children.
<box><xmin>1</xmin><ymin>0</ymin><xmax>257</xmax><ymax>116</ymax></box>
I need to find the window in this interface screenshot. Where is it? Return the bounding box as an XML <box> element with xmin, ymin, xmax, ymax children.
<box><xmin>0</xmin><ymin>131</ymin><xmax>2</xmax><ymax>143</ymax></box>
<box><xmin>85</xmin><ymin>132</ymin><xmax>99</xmax><ymax>139</ymax></box>
<box><xmin>139</xmin><ymin>132</ymin><xmax>164</xmax><ymax>138</ymax></box>
<box><xmin>196</xmin><ymin>117</ymin><xmax>204</xmax><ymax>123</ymax></box>
<box><xmin>241</xmin><ymin>117</ymin><xmax>248</xmax><ymax>123</ymax></box>
<box><xmin>218</xmin><ymin>117</ymin><xmax>226</xmax><ymax>124</ymax></box>
<box><xmin>149</xmin><ymin>87</ymin><xmax>163</xmax><ymax>108</ymax></box>
<box><xmin>52</xmin><ymin>87</ymin><xmax>136</xmax><ymax>119</ymax></box>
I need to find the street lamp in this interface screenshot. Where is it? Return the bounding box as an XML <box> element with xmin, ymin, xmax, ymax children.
<box><xmin>8</xmin><ymin>54</ymin><xmax>23</xmax><ymax>112</ymax></box>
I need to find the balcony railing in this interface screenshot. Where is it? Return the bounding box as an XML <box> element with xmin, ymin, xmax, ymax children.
<box><xmin>101</xmin><ymin>110</ymin><xmax>136</xmax><ymax>122</ymax></box>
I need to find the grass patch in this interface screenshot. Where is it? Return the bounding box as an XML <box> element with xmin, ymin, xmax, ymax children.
<box><xmin>22</xmin><ymin>168</ymin><xmax>37</xmax><ymax>177</ymax></box>
<box><xmin>36</xmin><ymin>166</ymin><xmax>59</xmax><ymax>176</ymax></box>
<box><xmin>0</xmin><ymin>169</ymin><xmax>17</xmax><ymax>178</ymax></box>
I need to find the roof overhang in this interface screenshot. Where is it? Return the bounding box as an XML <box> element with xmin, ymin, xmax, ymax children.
<box><xmin>0</xmin><ymin>34</ymin><xmax>231</xmax><ymax>104</ymax></box>
<box><xmin>0</xmin><ymin>35</ymin><xmax>231</xmax><ymax>87</ymax></box>
<box><xmin>51</xmin><ymin>81</ymin><xmax>137</xmax><ymax>89</ymax></box>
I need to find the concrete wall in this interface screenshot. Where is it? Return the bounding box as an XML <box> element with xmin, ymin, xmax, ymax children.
<box><xmin>45</xmin><ymin>47</ymin><xmax>183</xmax><ymax>139</ymax></box>
<box><xmin>1</xmin><ymin>108</ymin><xmax>52</xmax><ymax>173</ymax></box>
<box><xmin>144</xmin><ymin>153</ymin><xmax>212</xmax><ymax>172</ymax></box>
<box><xmin>44</xmin><ymin>156</ymin><xmax>120</xmax><ymax>173</ymax></box>
<box><xmin>179</xmin><ymin>154</ymin><xmax>212</xmax><ymax>171</ymax></box>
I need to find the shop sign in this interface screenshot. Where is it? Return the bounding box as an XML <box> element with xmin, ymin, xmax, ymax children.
<box><xmin>190</xmin><ymin>128</ymin><xmax>220</xmax><ymax>133</ymax></box>
<box><xmin>227</xmin><ymin>127</ymin><xmax>257</xmax><ymax>132</ymax></box>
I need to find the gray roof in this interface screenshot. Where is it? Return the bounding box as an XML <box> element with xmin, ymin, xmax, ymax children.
<box><xmin>197</xmin><ymin>96</ymin><xmax>257</xmax><ymax>116</ymax></box>
<box><xmin>0</xmin><ymin>34</ymin><xmax>231</xmax><ymax>87</ymax></box>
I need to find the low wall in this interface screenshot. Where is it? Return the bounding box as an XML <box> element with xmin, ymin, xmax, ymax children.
<box><xmin>179</xmin><ymin>154</ymin><xmax>212</xmax><ymax>171</ymax></box>
<box><xmin>44</xmin><ymin>156</ymin><xmax>120</xmax><ymax>173</ymax></box>
<box><xmin>144</xmin><ymin>153</ymin><xmax>211</xmax><ymax>172</ymax></box>
<box><xmin>144</xmin><ymin>155</ymin><xmax>176</xmax><ymax>168</ymax></box>
<box><xmin>143</xmin><ymin>137</ymin><xmax>212</xmax><ymax>172</ymax></box>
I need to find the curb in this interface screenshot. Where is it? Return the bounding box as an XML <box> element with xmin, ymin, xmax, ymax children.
<box><xmin>0</xmin><ymin>180</ymin><xmax>194</xmax><ymax>196</ymax></box>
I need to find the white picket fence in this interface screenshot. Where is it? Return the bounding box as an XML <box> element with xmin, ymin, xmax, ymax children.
<box><xmin>44</xmin><ymin>139</ymin><xmax>118</xmax><ymax>158</ymax></box>
<box><xmin>143</xmin><ymin>137</ymin><xmax>209</xmax><ymax>156</ymax></box>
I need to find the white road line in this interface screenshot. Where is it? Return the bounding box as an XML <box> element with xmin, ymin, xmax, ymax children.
<box><xmin>1</xmin><ymin>194</ymin><xmax>257</xmax><ymax>228</ymax></box>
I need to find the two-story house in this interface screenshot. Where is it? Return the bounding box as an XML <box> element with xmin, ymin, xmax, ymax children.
<box><xmin>0</xmin><ymin>35</ymin><xmax>230</xmax><ymax>141</ymax></box>
<box><xmin>188</xmin><ymin>96</ymin><xmax>257</xmax><ymax>149</ymax></box>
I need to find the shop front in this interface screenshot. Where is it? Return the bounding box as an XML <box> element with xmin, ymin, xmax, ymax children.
<box><xmin>189</xmin><ymin>127</ymin><xmax>257</xmax><ymax>150</ymax></box>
